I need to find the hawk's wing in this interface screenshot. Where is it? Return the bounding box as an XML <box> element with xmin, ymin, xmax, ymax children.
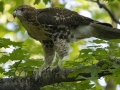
<box><xmin>37</xmin><ymin>8</ymin><xmax>113</xmax><ymax>28</ymax></box>
<box><xmin>36</xmin><ymin>8</ymin><xmax>94</xmax><ymax>26</ymax></box>
<box><xmin>36</xmin><ymin>7</ymin><xmax>120</xmax><ymax>40</ymax></box>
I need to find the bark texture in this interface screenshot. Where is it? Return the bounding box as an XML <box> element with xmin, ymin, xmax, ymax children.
<box><xmin>0</xmin><ymin>59</ymin><xmax>115</xmax><ymax>90</ymax></box>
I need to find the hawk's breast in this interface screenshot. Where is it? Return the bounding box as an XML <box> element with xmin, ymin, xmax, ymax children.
<box><xmin>21</xmin><ymin>21</ymin><xmax>48</xmax><ymax>41</ymax></box>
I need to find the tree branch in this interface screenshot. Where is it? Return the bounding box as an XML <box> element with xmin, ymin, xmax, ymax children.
<box><xmin>0</xmin><ymin>58</ymin><xmax>116</xmax><ymax>90</ymax></box>
<box><xmin>87</xmin><ymin>0</ymin><xmax>120</xmax><ymax>24</ymax></box>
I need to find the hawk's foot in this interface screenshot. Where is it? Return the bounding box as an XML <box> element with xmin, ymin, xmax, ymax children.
<box><xmin>34</xmin><ymin>67</ymin><xmax>44</xmax><ymax>80</ymax></box>
<box><xmin>51</xmin><ymin>65</ymin><xmax>66</xmax><ymax>79</ymax></box>
<box><xmin>34</xmin><ymin>66</ymin><xmax>52</xmax><ymax>80</ymax></box>
<box><xmin>33</xmin><ymin>63</ymin><xmax>48</xmax><ymax>80</ymax></box>
<box><xmin>45</xmin><ymin>66</ymin><xmax>51</xmax><ymax>72</ymax></box>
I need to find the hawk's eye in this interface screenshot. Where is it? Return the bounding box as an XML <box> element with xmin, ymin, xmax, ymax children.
<box><xmin>20</xmin><ymin>8</ymin><xmax>25</xmax><ymax>12</ymax></box>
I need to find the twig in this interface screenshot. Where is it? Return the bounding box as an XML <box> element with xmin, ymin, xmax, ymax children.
<box><xmin>87</xmin><ymin>0</ymin><xmax>120</xmax><ymax>24</ymax></box>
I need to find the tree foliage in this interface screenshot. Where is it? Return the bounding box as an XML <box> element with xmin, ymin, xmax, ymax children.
<box><xmin>0</xmin><ymin>0</ymin><xmax>120</xmax><ymax>90</ymax></box>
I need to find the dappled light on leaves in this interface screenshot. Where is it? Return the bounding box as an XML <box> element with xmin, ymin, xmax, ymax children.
<box><xmin>0</xmin><ymin>0</ymin><xmax>120</xmax><ymax>90</ymax></box>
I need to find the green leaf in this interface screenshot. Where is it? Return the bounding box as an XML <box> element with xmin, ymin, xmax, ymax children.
<box><xmin>4</xmin><ymin>69</ymin><xmax>16</xmax><ymax>76</ymax></box>
<box><xmin>114</xmin><ymin>75</ymin><xmax>120</xmax><ymax>84</ymax></box>
<box><xmin>107</xmin><ymin>0</ymin><xmax>116</xmax><ymax>2</ymax></box>
<box><xmin>113</xmin><ymin>66</ymin><xmax>120</xmax><ymax>75</ymax></box>
<box><xmin>68</xmin><ymin>69</ymin><xmax>84</xmax><ymax>78</ymax></box>
<box><xmin>108</xmin><ymin>39</ymin><xmax>120</xmax><ymax>43</ymax></box>
<box><xmin>0</xmin><ymin>67</ymin><xmax>5</xmax><ymax>73</ymax></box>
<box><xmin>9</xmin><ymin>62</ymin><xmax>19</xmax><ymax>70</ymax></box>
<box><xmin>0</xmin><ymin>55</ymin><xmax>10</xmax><ymax>63</ymax></box>
<box><xmin>0</xmin><ymin>38</ymin><xmax>23</xmax><ymax>48</ymax></box>
<box><xmin>79</xmin><ymin>80</ymin><xmax>94</xmax><ymax>90</ymax></box>
<box><xmin>9</xmin><ymin>48</ymin><xmax>28</xmax><ymax>60</ymax></box>
<box><xmin>34</xmin><ymin>0</ymin><xmax>40</xmax><ymax>4</ymax></box>
<box><xmin>0</xmin><ymin>1</ymin><xmax>4</xmax><ymax>13</ymax></box>
<box><xmin>84</xmin><ymin>66</ymin><xmax>99</xmax><ymax>80</ymax></box>
<box><xmin>43</xmin><ymin>0</ymin><xmax>51</xmax><ymax>4</ymax></box>
<box><xmin>93</xmin><ymin>39</ymin><xmax>106</xmax><ymax>44</ymax></box>
<box><xmin>80</xmin><ymin>49</ymin><xmax>92</xmax><ymax>54</ymax></box>
<box><xmin>20</xmin><ymin>59</ymin><xmax>43</xmax><ymax>67</ymax></box>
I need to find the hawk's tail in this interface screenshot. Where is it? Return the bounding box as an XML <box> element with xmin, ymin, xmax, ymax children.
<box><xmin>90</xmin><ymin>23</ymin><xmax>120</xmax><ymax>40</ymax></box>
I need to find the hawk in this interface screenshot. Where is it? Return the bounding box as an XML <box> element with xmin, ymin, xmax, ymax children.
<box><xmin>13</xmin><ymin>5</ymin><xmax>120</xmax><ymax>79</ymax></box>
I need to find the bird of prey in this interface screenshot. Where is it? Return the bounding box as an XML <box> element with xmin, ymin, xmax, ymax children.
<box><xmin>13</xmin><ymin>5</ymin><xmax>120</xmax><ymax>79</ymax></box>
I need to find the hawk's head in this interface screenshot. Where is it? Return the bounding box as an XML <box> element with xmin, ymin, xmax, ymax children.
<box><xmin>13</xmin><ymin>5</ymin><xmax>36</xmax><ymax>20</ymax></box>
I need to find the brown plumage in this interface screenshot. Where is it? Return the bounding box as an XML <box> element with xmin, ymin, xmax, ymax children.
<box><xmin>13</xmin><ymin>5</ymin><xmax>120</xmax><ymax>79</ymax></box>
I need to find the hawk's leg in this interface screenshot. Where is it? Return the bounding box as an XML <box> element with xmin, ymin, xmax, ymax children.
<box><xmin>54</xmin><ymin>39</ymin><xmax>70</xmax><ymax>67</ymax></box>
<box><xmin>35</xmin><ymin>40</ymin><xmax>55</xmax><ymax>80</ymax></box>
<box><xmin>53</xmin><ymin>39</ymin><xmax>70</xmax><ymax>79</ymax></box>
<box><xmin>53</xmin><ymin>25</ymin><xmax>71</xmax><ymax>67</ymax></box>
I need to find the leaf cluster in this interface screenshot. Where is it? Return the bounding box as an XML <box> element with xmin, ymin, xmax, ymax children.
<box><xmin>0</xmin><ymin>38</ymin><xmax>43</xmax><ymax>77</ymax></box>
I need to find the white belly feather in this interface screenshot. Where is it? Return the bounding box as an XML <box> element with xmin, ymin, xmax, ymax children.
<box><xmin>72</xmin><ymin>25</ymin><xmax>96</xmax><ymax>40</ymax></box>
